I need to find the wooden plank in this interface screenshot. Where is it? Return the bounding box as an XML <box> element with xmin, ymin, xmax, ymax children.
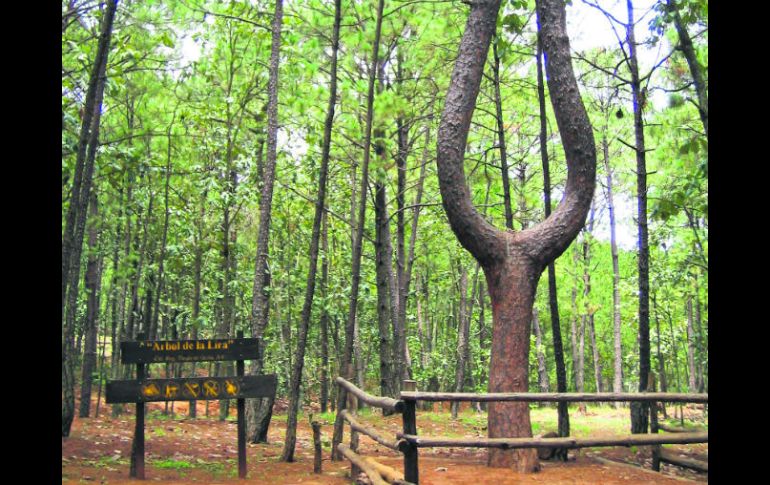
<box><xmin>396</xmin><ymin>432</ymin><xmax>707</xmax><ymax>449</ymax></box>
<box><xmin>106</xmin><ymin>374</ymin><xmax>277</xmax><ymax>403</ymax></box>
<box><xmin>336</xmin><ymin>377</ymin><xmax>404</xmax><ymax>413</ymax></box>
<box><xmin>399</xmin><ymin>391</ymin><xmax>708</xmax><ymax>404</ymax></box>
<box><xmin>120</xmin><ymin>338</ymin><xmax>259</xmax><ymax>364</ymax></box>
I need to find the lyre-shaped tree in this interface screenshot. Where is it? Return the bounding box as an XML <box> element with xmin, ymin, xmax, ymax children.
<box><xmin>435</xmin><ymin>0</ymin><xmax>596</xmax><ymax>471</ymax></box>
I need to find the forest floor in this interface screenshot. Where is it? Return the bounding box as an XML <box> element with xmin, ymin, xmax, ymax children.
<box><xmin>62</xmin><ymin>396</ymin><xmax>708</xmax><ymax>484</ymax></box>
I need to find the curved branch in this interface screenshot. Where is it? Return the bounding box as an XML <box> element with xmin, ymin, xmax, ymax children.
<box><xmin>435</xmin><ymin>0</ymin><xmax>505</xmax><ymax>268</ymax></box>
<box><xmin>519</xmin><ymin>0</ymin><xmax>597</xmax><ymax>267</ymax></box>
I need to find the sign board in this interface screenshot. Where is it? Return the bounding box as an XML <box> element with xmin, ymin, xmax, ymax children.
<box><xmin>113</xmin><ymin>332</ymin><xmax>266</xmax><ymax>480</ymax></box>
<box><xmin>106</xmin><ymin>374</ymin><xmax>277</xmax><ymax>403</ymax></box>
<box><xmin>120</xmin><ymin>338</ymin><xmax>259</xmax><ymax>364</ymax></box>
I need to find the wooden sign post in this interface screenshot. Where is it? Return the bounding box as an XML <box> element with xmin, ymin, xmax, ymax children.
<box><xmin>107</xmin><ymin>330</ymin><xmax>276</xmax><ymax>480</ymax></box>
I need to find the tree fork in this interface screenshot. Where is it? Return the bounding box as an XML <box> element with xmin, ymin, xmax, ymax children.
<box><xmin>435</xmin><ymin>0</ymin><xmax>596</xmax><ymax>470</ymax></box>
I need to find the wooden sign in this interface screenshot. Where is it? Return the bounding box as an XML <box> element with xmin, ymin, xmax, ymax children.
<box><xmin>120</xmin><ymin>338</ymin><xmax>259</xmax><ymax>364</ymax></box>
<box><xmin>106</xmin><ymin>374</ymin><xmax>277</xmax><ymax>403</ymax></box>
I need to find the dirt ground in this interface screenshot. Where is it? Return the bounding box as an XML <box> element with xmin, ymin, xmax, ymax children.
<box><xmin>62</xmin><ymin>397</ymin><xmax>708</xmax><ymax>484</ymax></box>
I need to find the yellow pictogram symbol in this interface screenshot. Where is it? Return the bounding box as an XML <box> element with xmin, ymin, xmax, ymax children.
<box><xmin>183</xmin><ymin>382</ymin><xmax>200</xmax><ymax>398</ymax></box>
<box><xmin>203</xmin><ymin>380</ymin><xmax>220</xmax><ymax>397</ymax></box>
<box><xmin>142</xmin><ymin>382</ymin><xmax>161</xmax><ymax>398</ymax></box>
<box><xmin>165</xmin><ymin>382</ymin><xmax>180</xmax><ymax>399</ymax></box>
<box><xmin>224</xmin><ymin>379</ymin><xmax>239</xmax><ymax>396</ymax></box>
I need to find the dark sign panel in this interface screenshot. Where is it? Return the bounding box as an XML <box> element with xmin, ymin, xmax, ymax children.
<box><xmin>106</xmin><ymin>374</ymin><xmax>277</xmax><ymax>403</ymax></box>
<box><xmin>120</xmin><ymin>338</ymin><xmax>259</xmax><ymax>364</ymax></box>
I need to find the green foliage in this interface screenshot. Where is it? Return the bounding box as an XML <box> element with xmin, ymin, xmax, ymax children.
<box><xmin>62</xmin><ymin>0</ymin><xmax>706</xmax><ymax>423</ymax></box>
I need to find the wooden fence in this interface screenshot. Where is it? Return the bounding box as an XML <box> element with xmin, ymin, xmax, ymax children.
<box><xmin>334</xmin><ymin>378</ymin><xmax>708</xmax><ymax>485</ymax></box>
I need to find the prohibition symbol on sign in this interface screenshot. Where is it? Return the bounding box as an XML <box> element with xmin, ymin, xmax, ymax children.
<box><xmin>203</xmin><ymin>379</ymin><xmax>220</xmax><ymax>397</ymax></box>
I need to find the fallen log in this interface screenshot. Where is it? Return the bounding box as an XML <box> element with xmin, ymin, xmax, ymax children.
<box><xmin>659</xmin><ymin>449</ymin><xmax>708</xmax><ymax>473</ymax></box>
<box><xmin>337</xmin><ymin>444</ymin><xmax>389</xmax><ymax>485</ymax></box>
<box><xmin>341</xmin><ymin>410</ymin><xmax>403</xmax><ymax>451</ymax></box>
<box><xmin>396</xmin><ymin>432</ymin><xmax>708</xmax><ymax>449</ymax></box>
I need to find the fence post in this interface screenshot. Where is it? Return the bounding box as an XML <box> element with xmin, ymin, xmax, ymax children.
<box><xmin>129</xmin><ymin>332</ymin><xmax>146</xmax><ymax>479</ymax></box>
<box><xmin>402</xmin><ymin>380</ymin><xmax>418</xmax><ymax>484</ymax></box>
<box><xmin>651</xmin><ymin>400</ymin><xmax>661</xmax><ymax>471</ymax></box>
<box><xmin>312</xmin><ymin>421</ymin><xmax>323</xmax><ymax>473</ymax></box>
<box><xmin>236</xmin><ymin>330</ymin><xmax>247</xmax><ymax>479</ymax></box>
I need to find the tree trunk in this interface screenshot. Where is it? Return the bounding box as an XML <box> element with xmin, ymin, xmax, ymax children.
<box><xmin>451</xmin><ymin>266</ymin><xmax>470</xmax><ymax>419</ymax></box>
<box><xmin>246</xmin><ymin>0</ymin><xmax>283</xmax><ymax>443</ymax></box>
<box><xmin>320</xmin><ymin>211</ymin><xmax>330</xmax><ymax>413</ymax></box>
<box><xmin>532</xmin><ymin>308</ymin><xmax>550</xmax><ymax>394</ymax></box>
<box><xmin>492</xmin><ymin>36</ymin><xmax>514</xmax><ymax>230</ymax></box>
<box><xmin>374</xmin><ymin>180</ymin><xmax>395</xmax><ymax>402</ymax></box>
<box><xmin>280</xmin><ymin>0</ymin><xmax>339</xmax><ymax>459</ymax></box>
<box><xmin>569</xmin><ymin>245</ymin><xmax>580</xmax><ymax>392</ymax></box>
<box><xmin>62</xmin><ymin>0</ymin><xmax>118</xmax><ymax>438</ymax></box>
<box><xmin>686</xmin><ymin>295</ymin><xmax>697</xmax><ymax>392</ymax></box>
<box><xmin>62</xmin><ymin>0</ymin><xmax>118</xmax><ymax>318</ymax></box>
<box><xmin>331</xmin><ymin>0</ymin><xmax>385</xmax><ymax>460</ymax></box>
<box><xmin>434</xmin><ymin>0</ymin><xmax>596</xmax><ymax>470</ymax></box>
<box><xmin>537</xmin><ymin>14</ymin><xmax>570</xmax><ymax>453</ymax></box>
<box><xmin>149</xmin><ymin>126</ymin><xmax>174</xmax><ymax>341</ymax></box>
<box><xmin>79</xmin><ymin>192</ymin><xmax>102</xmax><ymax>418</ymax></box>
<box><xmin>625</xmin><ymin>0</ymin><xmax>651</xmax><ymax>435</ymax></box>
<box><xmin>602</xmin><ymin>136</ymin><xmax>624</xmax><ymax>404</ymax></box>
<box><xmin>665</xmin><ymin>0</ymin><xmax>707</xmax><ymax>138</ymax></box>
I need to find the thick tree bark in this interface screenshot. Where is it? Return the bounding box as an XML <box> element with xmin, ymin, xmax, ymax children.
<box><xmin>435</xmin><ymin>0</ymin><xmax>596</xmax><ymax>470</ymax></box>
<box><xmin>280</xmin><ymin>0</ymin><xmax>340</xmax><ymax>459</ymax></box>
<box><xmin>331</xmin><ymin>0</ymin><xmax>385</xmax><ymax>460</ymax></box>
<box><xmin>246</xmin><ymin>0</ymin><xmax>283</xmax><ymax>443</ymax></box>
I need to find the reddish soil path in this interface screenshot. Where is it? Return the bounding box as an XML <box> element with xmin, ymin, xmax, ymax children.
<box><xmin>63</xmin><ymin>397</ymin><xmax>707</xmax><ymax>484</ymax></box>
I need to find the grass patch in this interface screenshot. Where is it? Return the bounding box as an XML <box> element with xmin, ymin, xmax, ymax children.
<box><xmin>153</xmin><ymin>459</ymin><xmax>193</xmax><ymax>470</ymax></box>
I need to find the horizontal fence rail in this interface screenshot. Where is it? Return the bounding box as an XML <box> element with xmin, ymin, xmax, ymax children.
<box><xmin>333</xmin><ymin>378</ymin><xmax>707</xmax><ymax>485</ymax></box>
<box><xmin>399</xmin><ymin>391</ymin><xmax>708</xmax><ymax>404</ymax></box>
<box><xmin>341</xmin><ymin>410</ymin><xmax>404</xmax><ymax>452</ymax></box>
<box><xmin>396</xmin><ymin>432</ymin><xmax>708</xmax><ymax>449</ymax></box>
<box><xmin>336</xmin><ymin>377</ymin><xmax>405</xmax><ymax>413</ymax></box>
<box><xmin>334</xmin><ymin>378</ymin><xmax>414</xmax><ymax>485</ymax></box>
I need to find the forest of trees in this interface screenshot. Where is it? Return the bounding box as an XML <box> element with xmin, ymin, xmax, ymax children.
<box><xmin>62</xmin><ymin>0</ymin><xmax>707</xmax><ymax>469</ymax></box>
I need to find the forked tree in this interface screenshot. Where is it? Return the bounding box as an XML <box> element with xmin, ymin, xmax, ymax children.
<box><xmin>435</xmin><ymin>0</ymin><xmax>596</xmax><ymax>471</ymax></box>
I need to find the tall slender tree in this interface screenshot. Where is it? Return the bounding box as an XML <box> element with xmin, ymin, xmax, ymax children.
<box><xmin>246</xmin><ymin>0</ymin><xmax>284</xmax><ymax>443</ymax></box>
<box><xmin>280</xmin><ymin>0</ymin><xmax>341</xmax><ymax>461</ymax></box>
